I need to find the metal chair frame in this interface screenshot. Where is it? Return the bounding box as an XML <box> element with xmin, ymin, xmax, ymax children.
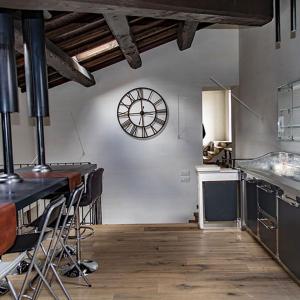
<box><xmin>5</xmin><ymin>195</ymin><xmax>70</xmax><ymax>300</ymax></box>
<box><xmin>52</xmin><ymin>183</ymin><xmax>91</xmax><ymax>286</ymax></box>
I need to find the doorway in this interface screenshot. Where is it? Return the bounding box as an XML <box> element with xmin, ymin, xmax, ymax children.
<box><xmin>202</xmin><ymin>89</ymin><xmax>232</xmax><ymax>165</ymax></box>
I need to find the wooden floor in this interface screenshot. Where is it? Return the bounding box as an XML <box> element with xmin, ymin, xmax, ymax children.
<box><xmin>3</xmin><ymin>224</ymin><xmax>300</xmax><ymax>299</ymax></box>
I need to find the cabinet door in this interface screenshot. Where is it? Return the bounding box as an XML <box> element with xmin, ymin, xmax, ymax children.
<box><xmin>245</xmin><ymin>179</ymin><xmax>257</xmax><ymax>235</ymax></box>
<box><xmin>203</xmin><ymin>181</ymin><xmax>238</xmax><ymax>221</ymax></box>
<box><xmin>278</xmin><ymin>198</ymin><xmax>300</xmax><ymax>279</ymax></box>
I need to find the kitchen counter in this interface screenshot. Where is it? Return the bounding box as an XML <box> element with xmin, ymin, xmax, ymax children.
<box><xmin>237</xmin><ymin>152</ymin><xmax>300</xmax><ymax>197</ymax></box>
<box><xmin>240</xmin><ymin>167</ymin><xmax>300</xmax><ymax>197</ymax></box>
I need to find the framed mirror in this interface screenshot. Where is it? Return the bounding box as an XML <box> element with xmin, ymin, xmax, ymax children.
<box><xmin>278</xmin><ymin>80</ymin><xmax>300</xmax><ymax>141</ymax></box>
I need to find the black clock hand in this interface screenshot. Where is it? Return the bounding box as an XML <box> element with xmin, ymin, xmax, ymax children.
<box><xmin>130</xmin><ymin>112</ymin><xmax>143</xmax><ymax>116</ymax></box>
<box><xmin>142</xmin><ymin>111</ymin><xmax>155</xmax><ymax>115</ymax></box>
<box><xmin>130</xmin><ymin>112</ymin><xmax>155</xmax><ymax>116</ymax></box>
<box><xmin>141</xmin><ymin>115</ymin><xmax>145</xmax><ymax>128</ymax></box>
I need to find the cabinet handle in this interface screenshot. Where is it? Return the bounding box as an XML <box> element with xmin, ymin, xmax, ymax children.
<box><xmin>279</xmin><ymin>194</ymin><xmax>300</xmax><ymax>208</ymax></box>
<box><xmin>257</xmin><ymin>185</ymin><xmax>274</xmax><ymax>194</ymax></box>
<box><xmin>258</xmin><ymin>218</ymin><xmax>276</xmax><ymax>230</ymax></box>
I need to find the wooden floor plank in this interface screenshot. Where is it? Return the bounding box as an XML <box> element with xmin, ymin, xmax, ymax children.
<box><xmin>2</xmin><ymin>224</ymin><xmax>300</xmax><ymax>299</ymax></box>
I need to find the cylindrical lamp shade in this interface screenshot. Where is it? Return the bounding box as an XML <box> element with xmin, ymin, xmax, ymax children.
<box><xmin>0</xmin><ymin>10</ymin><xmax>19</xmax><ymax>113</ymax></box>
<box><xmin>22</xmin><ymin>11</ymin><xmax>49</xmax><ymax>117</ymax></box>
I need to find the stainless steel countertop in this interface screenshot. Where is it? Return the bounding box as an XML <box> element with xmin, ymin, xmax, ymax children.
<box><xmin>239</xmin><ymin>167</ymin><xmax>300</xmax><ymax>197</ymax></box>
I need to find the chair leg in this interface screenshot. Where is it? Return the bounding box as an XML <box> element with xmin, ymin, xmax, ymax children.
<box><xmin>18</xmin><ymin>248</ymin><xmax>40</xmax><ymax>299</ymax></box>
<box><xmin>60</xmin><ymin>242</ymin><xmax>91</xmax><ymax>287</ymax></box>
<box><xmin>75</xmin><ymin>208</ymin><xmax>81</xmax><ymax>263</ymax></box>
<box><xmin>47</xmin><ymin>263</ymin><xmax>72</xmax><ymax>300</ymax></box>
<box><xmin>38</xmin><ymin>243</ymin><xmax>73</xmax><ymax>299</ymax></box>
<box><xmin>5</xmin><ymin>278</ymin><xmax>17</xmax><ymax>300</ymax></box>
<box><xmin>51</xmin><ymin>227</ymin><xmax>91</xmax><ymax>287</ymax></box>
<box><xmin>31</xmin><ymin>262</ymin><xmax>59</xmax><ymax>300</ymax></box>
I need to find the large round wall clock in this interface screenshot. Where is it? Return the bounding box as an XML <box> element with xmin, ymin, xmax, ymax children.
<box><xmin>117</xmin><ymin>87</ymin><xmax>168</xmax><ymax>139</ymax></box>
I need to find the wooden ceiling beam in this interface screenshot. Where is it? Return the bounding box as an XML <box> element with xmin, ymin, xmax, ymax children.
<box><xmin>47</xmin><ymin>17</ymin><xmax>105</xmax><ymax>43</ymax></box>
<box><xmin>19</xmin><ymin>23</ymin><xmax>181</xmax><ymax>90</ymax></box>
<box><xmin>177</xmin><ymin>21</ymin><xmax>212</xmax><ymax>50</ymax></box>
<box><xmin>14</xmin><ymin>23</ymin><xmax>95</xmax><ymax>87</ymax></box>
<box><xmin>56</xmin><ymin>25</ymin><xmax>112</xmax><ymax>52</ymax></box>
<box><xmin>0</xmin><ymin>0</ymin><xmax>273</xmax><ymax>26</ymax></box>
<box><xmin>45</xmin><ymin>12</ymin><xmax>86</xmax><ymax>31</ymax></box>
<box><xmin>104</xmin><ymin>14</ymin><xmax>142</xmax><ymax>69</ymax></box>
<box><xmin>84</xmin><ymin>26</ymin><xmax>178</xmax><ymax>71</ymax></box>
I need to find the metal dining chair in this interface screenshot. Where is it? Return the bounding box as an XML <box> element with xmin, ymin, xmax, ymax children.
<box><xmin>5</xmin><ymin>195</ymin><xmax>70</xmax><ymax>300</ymax></box>
<box><xmin>52</xmin><ymin>183</ymin><xmax>92</xmax><ymax>285</ymax></box>
<box><xmin>27</xmin><ymin>183</ymin><xmax>91</xmax><ymax>288</ymax></box>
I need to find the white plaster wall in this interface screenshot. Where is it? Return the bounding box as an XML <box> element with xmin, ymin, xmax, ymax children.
<box><xmin>237</xmin><ymin>2</ymin><xmax>300</xmax><ymax>158</ymax></box>
<box><xmin>202</xmin><ymin>90</ymin><xmax>226</xmax><ymax>144</ymax></box>
<box><xmin>0</xmin><ymin>91</ymin><xmax>35</xmax><ymax>165</ymax></box>
<box><xmin>44</xmin><ymin>29</ymin><xmax>239</xmax><ymax>224</ymax></box>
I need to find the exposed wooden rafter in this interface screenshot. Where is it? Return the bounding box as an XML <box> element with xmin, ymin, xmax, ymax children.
<box><xmin>14</xmin><ymin>22</ymin><xmax>96</xmax><ymax>87</ymax></box>
<box><xmin>104</xmin><ymin>14</ymin><xmax>142</xmax><ymax>69</ymax></box>
<box><xmin>0</xmin><ymin>0</ymin><xmax>273</xmax><ymax>26</ymax></box>
<box><xmin>177</xmin><ymin>21</ymin><xmax>198</xmax><ymax>51</ymax></box>
<box><xmin>177</xmin><ymin>22</ymin><xmax>212</xmax><ymax>50</ymax></box>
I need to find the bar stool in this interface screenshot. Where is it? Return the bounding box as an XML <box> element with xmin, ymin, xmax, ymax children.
<box><xmin>80</xmin><ymin>168</ymin><xmax>104</xmax><ymax>235</ymax></box>
<box><xmin>5</xmin><ymin>195</ymin><xmax>70</xmax><ymax>300</ymax></box>
<box><xmin>69</xmin><ymin>168</ymin><xmax>103</xmax><ymax>275</ymax></box>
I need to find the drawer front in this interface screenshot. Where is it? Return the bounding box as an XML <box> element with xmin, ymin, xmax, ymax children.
<box><xmin>246</xmin><ymin>179</ymin><xmax>258</xmax><ymax>235</ymax></box>
<box><xmin>258</xmin><ymin>212</ymin><xmax>277</xmax><ymax>255</ymax></box>
<box><xmin>257</xmin><ymin>183</ymin><xmax>277</xmax><ymax>218</ymax></box>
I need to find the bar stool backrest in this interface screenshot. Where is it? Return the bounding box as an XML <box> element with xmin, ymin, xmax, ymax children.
<box><xmin>36</xmin><ymin>195</ymin><xmax>66</xmax><ymax>232</ymax></box>
<box><xmin>82</xmin><ymin>168</ymin><xmax>104</xmax><ymax>206</ymax></box>
<box><xmin>0</xmin><ymin>203</ymin><xmax>16</xmax><ymax>256</ymax></box>
<box><xmin>66</xmin><ymin>183</ymin><xmax>85</xmax><ymax>218</ymax></box>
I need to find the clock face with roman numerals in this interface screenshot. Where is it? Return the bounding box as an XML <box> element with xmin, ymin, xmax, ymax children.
<box><xmin>117</xmin><ymin>87</ymin><xmax>168</xmax><ymax>139</ymax></box>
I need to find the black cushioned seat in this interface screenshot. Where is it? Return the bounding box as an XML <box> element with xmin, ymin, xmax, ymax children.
<box><xmin>29</xmin><ymin>214</ymin><xmax>72</xmax><ymax>229</ymax></box>
<box><xmin>6</xmin><ymin>233</ymin><xmax>40</xmax><ymax>254</ymax></box>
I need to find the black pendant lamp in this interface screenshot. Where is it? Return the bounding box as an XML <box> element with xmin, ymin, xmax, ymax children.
<box><xmin>22</xmin><ymin>11</ymin><xmax>51</xmax><ymax>172</ymax></box>
<box><xmin>0</xmin><ymin>9</ymin><xmax>22</xmax><ymax>183</ymax></box>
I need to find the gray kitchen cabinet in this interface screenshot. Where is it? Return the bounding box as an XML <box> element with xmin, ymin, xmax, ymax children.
<box><xmin>278</xmin><ymin>196</ymin><xmax>300</xmax><ymax>279</ymax></box>
<box><xmin>203</xmin><ymin>181</ymin><xmax>238</xmax><ymax>222</ymax></box>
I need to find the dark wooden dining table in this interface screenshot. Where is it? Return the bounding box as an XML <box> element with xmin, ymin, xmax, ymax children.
<box><xmin>0</xmin><ymin>163</ymin><xmax>97</xmax><ymax>211</ymax></box>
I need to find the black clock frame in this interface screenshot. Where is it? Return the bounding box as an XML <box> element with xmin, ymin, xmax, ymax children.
<box><xmin>117</xmin><ymin>87</ymin><xmax>168</xmax><ymax>139</ymax></box>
